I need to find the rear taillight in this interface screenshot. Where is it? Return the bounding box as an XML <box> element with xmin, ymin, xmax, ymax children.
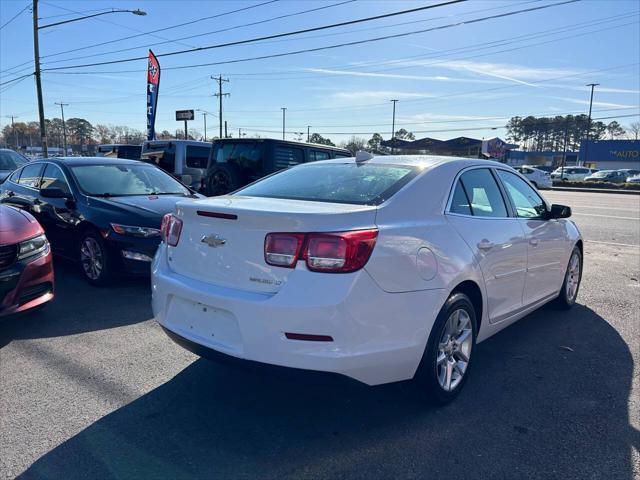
<box><xmin>160</xmin><ymin>213</ymin><xmax>183</xmax><ymax>247</ymax></box>
<box><xmin>264</xmin><ymin>229</ymin><xmax>378</xmax><ymax>273</ymax></box>
<box><xmin>264</xmin><ymin>233</ymin><xmax>305</xmax><ymax>268</ymax></box>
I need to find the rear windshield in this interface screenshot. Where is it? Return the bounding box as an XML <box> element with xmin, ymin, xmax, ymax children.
<box><xmin>235</xmin><ymin>163</ymin><xmax>418</xmax><ymax>205</ymax></box>
<box><xmin>0</xmin><ymin>150</ymin><xmax>28</xmax><ymax>170</ymax></box>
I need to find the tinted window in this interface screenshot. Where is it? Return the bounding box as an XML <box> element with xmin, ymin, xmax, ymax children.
<box><xmin>142</xmin><ymin>144</ymin><xmax>175</xmax><ymax>172</ymax></box>
<box><xmin>185</xmin><ymin>145</ymin><xmax>211</xmax><ymax>169</ymax></box>
<box><xmin>70</xmin><ymin>164</ymin><xmax>189</xmax><ymax>196</ymax></box>
<box><xmin>41</xmin><ymin>164</ymin><xmax>71</xmax><ymax>195</ymax></box>
<box><xmin>237</xmin><ymin>163</ymin><xmax>418</xmax><ymax>205</ymax></box>
<box><xmin>458</xmin><ymin>169</ymin><xmax>508</xmax><ymax>217</ymax></box>
<box><xmin>0</xmin><ymin>150</ymin><xmax>28</xmax><ymax>170</ymax></box>
<box><xmin>17</xmin><ymin>163</ymin><xmax>44</xmax><ymax>189</ymax></box>
<box><xmin>309</xmin><ymin>150</ymin><xmax>330</xmax><ymax>162</ymax></box>
<box><xmin>450</xmin><ymin>180</ymin><xmax>472</xmax><ymax>215</ymax></box>
<box><xmin>212</xmin><ymin>142</ymin><xmax>263</xmax><ymax>177</ymax></box>
<box><xmin>274</xmin><ymin>146</ymin><xmax>304</xmax><ymax>169</ymax></box>
<box><xmin>334</xmin><ymin>152</ymin><xmax>352</xmax><ymax>158</ymax></box>
<box><xmin>497</xmin><ymin>170</ymin><xmax>547</xmax><ymax>218</ymax></box>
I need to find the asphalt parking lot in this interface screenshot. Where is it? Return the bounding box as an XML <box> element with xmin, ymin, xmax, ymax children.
<box><xmin>1</xmin><ymin>190</ymin><xmax>638</xmax><ymax>480</ymax></box>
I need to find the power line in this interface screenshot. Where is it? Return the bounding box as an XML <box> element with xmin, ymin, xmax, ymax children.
<box><xmin>38</xmin><ymin>0</ymin><xmax>281</xmax><ymax>61</ymax></box>
<box><xmin>41</xmin><ymin>0</ymin><xmax>358</xmax><ymax>66</ymax></box>
<box><xmin>0</xmin><ymin>2</ymin><xmax>30</xmax><ymax>31</ymax></box>
<box><xmin>41</xmin><ymin>0</ymin><xmax>582</xmax><ymax>74</ymax></box>
<box><xmin>41</xmin><ymin>0</ymin><xmax>470</xmax><ymax>71</ymax></box>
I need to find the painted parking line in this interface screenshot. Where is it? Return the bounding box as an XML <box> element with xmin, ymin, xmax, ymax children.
<box><xmin>586</xmin><ymin>240</ymin><xmax>640</xmax><ymax>248</ymax></box>
<box><xmin>571</xmin><ymin>213</ymin><xmax>639</xmax><ymax>221</ymax></box>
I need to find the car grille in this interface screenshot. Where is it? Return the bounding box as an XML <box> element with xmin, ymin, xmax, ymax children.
<box><xmin>18</xmin><ymin>282</ymin><xmax>53</xmax><ymax>306</ymax></box>
<box><xmin>0</xmin><ymin>244</ymin><xmax>18</xmax><ymax>271</ymax></box>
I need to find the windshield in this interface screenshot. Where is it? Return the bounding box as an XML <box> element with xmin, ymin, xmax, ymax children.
<box><xmin>70</xmin><ymin>163</ymin><xmax>190</xmax><ymax>196</ymax></box>
<box><xmin>0</xmin><ymin>150</ymin><xmax>28</xmax><ymax>170</ymax></box>
<box><xmin>236</xmin><ymin>163</ymin><xmax>418</xmax><ymax>205</ymax></box>
<box><xmin>591</xmin><ymin>170</ymin><xmax>613</xmax><ymax>177</ymax></box>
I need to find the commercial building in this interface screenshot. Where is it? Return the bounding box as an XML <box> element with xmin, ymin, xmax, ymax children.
<box><xmin>578</xmin><ymin>140</ymin><xmax>640</xmax><ymax>169</ymax></box>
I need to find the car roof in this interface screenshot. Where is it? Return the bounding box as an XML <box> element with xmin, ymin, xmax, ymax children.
<box><xmin>32</xmin><ymin>157</ymin><xmax>145</xmax><ymax>167</ymax></box>
<box><xmin>306</xmin><ymin>154</ymin><xmax>505</xmax><ymax>170</ymax></box>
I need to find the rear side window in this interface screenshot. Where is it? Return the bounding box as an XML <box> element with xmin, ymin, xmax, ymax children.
<box><xmin>212</xmin><ymin>142</ymin><xmax>263</xmax><ymax>177</ymax></box>
<box><xmin>41</xmin><ymin>164</ymin><xmax>72</xmax><ymax>195</ymax></box>
<box><xmin>458</xmin><ymin>169</ymin><xmax>508</xmax><ymax>217</ymax></box>
<box><xmin>185</xmin><ymin>145</ymin><xmax>211</xmax><ymax>169</ymax></box>
<box><xmin>450</xmin><ymin>180</ymin><xmax>472</xmax><ymax>215</ymax></box>
<box><xmin>236</xmin><ymin>163</ymin><xmax>418</xmax><ymax>205</ymax></box>
<box><xmin>274</xmin><ymin>146</ymin><xmax>304</xmax><ymax>169</ymax></box>
<box><xmin>309</xmin><ymin>150</ymin><xmax>330</xmax><ymax>162</ymax></box>
<box><xmin>143</xmin><ymin>144</ymin><xmax>175</xmax><ymax>173</ymax></box>
<box><xmin>17</xmin><ymin>163</ymin><xmax>44</xmax><ymax>189</ymax></box>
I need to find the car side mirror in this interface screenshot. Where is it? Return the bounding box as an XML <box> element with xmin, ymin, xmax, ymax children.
<box><xmin>40</xmin><ymin>187</ymin><xmax>69</xmax><ymax>199</ymax></box>
<box><xmin>547</xmin><ymin>204</ymin><xmax>571</xmax><ymax>219</ymax></box>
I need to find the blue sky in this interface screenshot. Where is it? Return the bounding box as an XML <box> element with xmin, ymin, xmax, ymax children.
<box><xmin>1</xmin><ymin>0</ymin><xmax>639</xmax><ymax>143</ymax></box>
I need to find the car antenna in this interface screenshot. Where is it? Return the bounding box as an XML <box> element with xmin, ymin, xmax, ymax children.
<box><xmin>355</xmin><ymin>151</ymin><xmax>373</xmax><ymax>163</ymax></box>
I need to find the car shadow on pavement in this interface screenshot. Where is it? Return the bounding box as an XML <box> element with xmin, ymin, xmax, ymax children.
<box><xmin>0</xmin><ymin>259</ymin><xmax>151</xmax><ymax>348</ymax></box>
<box><xmin>18</xmin><ymin>304</ymin><xmax>637</xmax><ymax>480</ymax></box>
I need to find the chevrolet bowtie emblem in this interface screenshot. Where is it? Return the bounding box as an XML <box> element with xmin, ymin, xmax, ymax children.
<box><xmin>201</xmin><ymin>234</ymin><xmax>226</xmax><ymax>247</ymax></box>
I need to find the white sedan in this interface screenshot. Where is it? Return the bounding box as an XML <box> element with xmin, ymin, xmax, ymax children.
<box><xmin>514</xmin><ymin>165</ymin><xmax>552</xmax><ymax>189</ymax></box>
<box><xmin>152</xmin><ymin>155</ymin><xmax>582</xmax><ymax>404</ymax></box>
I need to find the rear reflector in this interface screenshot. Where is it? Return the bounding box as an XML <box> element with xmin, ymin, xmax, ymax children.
<box><xmin>161</xmin><ymin>213</ymin><xmax>183</xmax><ymax>247</ymax></box>
<box><xmin>197</xmin><ymin>211</ymin><xmax>238</xmax><ymax>220</ymax></box>
<box><xmin>285</xmin><ymin>333</ymin><xmax>334</xmax><ymax>342</ymax></box>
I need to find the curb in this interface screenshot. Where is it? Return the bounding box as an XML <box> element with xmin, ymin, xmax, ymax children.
<box><xmin>551</xmin><ymin>187</ymin><xmax>640</xmax><ymax>195</ymax></box>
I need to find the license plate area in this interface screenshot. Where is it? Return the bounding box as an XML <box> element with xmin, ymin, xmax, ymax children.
<box><xmin>167</xmin><ymin>297</ymin><xmax>243</xmax><ymax>354</ymax></box>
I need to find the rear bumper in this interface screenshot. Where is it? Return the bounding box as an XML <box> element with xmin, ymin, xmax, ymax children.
<box><xmin>152</xmin><ymin>244</ymin><xmax>447</xmax><ymax>385</ymax></box>
<box><xmin>0</xmin><ymin>248</ymin><xmax>54</xmax><ymax>318</ymax></box>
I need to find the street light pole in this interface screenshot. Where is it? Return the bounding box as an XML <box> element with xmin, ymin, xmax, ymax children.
<box><xmin>33</xmin><ymin>3</ymin><xmax>147</xmax><ymax>159</ymax></box>
<box><xmin>583</xmin><ymin>83</ymin><xmax>599</xmax><ymax>167</ymax></box>
<box><xmin>281</xmin><ymin>107</ymin><xmax>287</xmax><ymax>140</ymax></box>
<box><xmin>307</xmin><ymin>126</ymin><xmax>310</xmax><ymax>142</ymax></box>
<box><xmin>55</xmin><ymin>102</ymin><xmax>69</xmax><ymax>155</ymax></box>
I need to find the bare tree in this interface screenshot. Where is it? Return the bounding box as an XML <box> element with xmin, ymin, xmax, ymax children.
<box><xmin>627</xmin><ymin>122</ymin><xmax>640</xmax><ymax>140</ymax></box>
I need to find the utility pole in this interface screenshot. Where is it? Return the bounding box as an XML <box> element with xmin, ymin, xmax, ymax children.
<box><xmin>390</xmin><ymin>99</ymin><xmax>398</xmax><ymax>153</ymax></box>
<box><xmin>307</xmin><ymin>126</ymin><xmax>310</xmax><ymax>142</ymax></box>
<box><xmin>212</xmin><ymin>75</ymin><xmax>229</xmax><ymax>138</ymax></box>
<box><xmin>202</xmin><ymin>112</ymin><xmax>207</xmax><ymax>141</ymax></box>
<box><xmin>281</xmin><ymin>107</ymin><xmax>287</xmax><ymax>140</ymax></box>
<box><xmin>561</xmin><ymin>116</ymin><xmax>569</xmax><ymax>179</ymax></box>
<box><xmin>33</xmin><ymin>0</ymin><xmax>48</xmax><ymax>158</ymax></box>
<box><xmin>225</xmin><ymin>121</ymin><xmax>228</xmax><ymax>138</ymax></box>
<box><xmin>55</xmin><ymin>102</ymin><xmax>69</xmax><ymax>155</ymax></box>
<box><xmin>6</xmin><ymin>115</ymin><xmax>18</xmax><ymax>149</ymax></box>
<box><xmin>583</xmin><ymin>83</ymin><xmax>599</xmax><ymax>167</ymax></box>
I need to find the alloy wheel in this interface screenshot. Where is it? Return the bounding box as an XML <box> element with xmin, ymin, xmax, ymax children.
<box><xmin>80</xmin><ymin>237</ymin><xmax>104</xmax><ymax>281</ymax></box>
<box><xmin>565</xmin><ymin>251</ymin><xmax>581</xmax><ymax>302</ymax></box>
<box><xmin>436</xmin><ymin>308</ymin><xmax>473</xmax><ymax>392</ymax></box>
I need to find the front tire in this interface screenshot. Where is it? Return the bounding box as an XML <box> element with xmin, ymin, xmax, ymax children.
<box><xmin>79</xmin><ymin>230</ymin><xmax>115</xmax><ymax>286</ymax></box>
<box><xmin>555</xmin><ymin>246</ymin><xmax>582</xmax><ymax>309</ymax></box>
<box><xmin>415</xmin><ymin>292</ymin><xmax>477</xmax><ymax>405</ymax></box>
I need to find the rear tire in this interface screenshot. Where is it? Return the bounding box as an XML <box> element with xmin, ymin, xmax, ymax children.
<box><xmin>414</xmin><ymin>292</ymin><xmax>477</xmax><ymax>405</ymax></box>
<box><xmin>554</xmin><ymin>246</ymin><xmax>582</xmax><ymax>309</ymax></box>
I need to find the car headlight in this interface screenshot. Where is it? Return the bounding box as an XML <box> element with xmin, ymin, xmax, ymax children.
<box><xmin>18</xmin><ymin>234</ymin><xmax>49</xmax><ymax>260</ymax></box>
<box><xmin>110</xmin><ymin>223</ymin><xmax>161</xmax><ymax>238</ymax></box>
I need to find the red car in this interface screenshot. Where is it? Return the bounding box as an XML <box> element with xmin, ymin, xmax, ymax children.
<box><xmin>0</xmin><ymin>205</ymin><xmax>54</xmax><ymax>317</ymax></box>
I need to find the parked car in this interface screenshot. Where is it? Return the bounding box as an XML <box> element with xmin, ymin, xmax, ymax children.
<box><xmin>0</xmin><ymin>205</ymin><xmax>54</xmax><ymax>317</ymax></box>
<box><xmin>619</xmin><ymin>169</ymin><xmax>640</xmax><ymax>180</ymax></box>
<box><xmin>0</xmin><ymin>158</ymin><xmax>201</xmax><ymax>285</ymax></box>
<box><xmin>0</xmin><ymin>148</ymin><xmax>29</xmax><ymax>183</ymax></box>
<box><xmin>550</xmin><ymin>166</ymin><xmax>597</xmax><ymax>182</ymax></box>
<box><xmin>584</xmin><ymin>170</ymin><xmax>630</xmax><ymax>183</ymax></box>
<box><xmin>513</xmin><ymin>166</ymin><xmax>552</xmax><ymax>189</ymax></box>
<box><xmin>153</xmin><ymin>156</ymin><xmax>582</xmax><ymax>405</ymax></box>
<box><xmin>97</xmin><ymin>144</ymin><xmax>142</xmax><ymax>160</ymax></box>
<box><xmin>626</xmin><ymin>174</ymin><xmax>640</xmax><ymax>184</ymax></box>
<box><xmin>523</xmin><ymin>164</ymin><xmax>554</xmax><ymax>174</ymax></box>
<box><xmin>140</xmin><ymin>140</ymin><xmax>211</xmax><ymax>193</ymax></box>
<box><xmin>205</xmin><ymin>138</ymin><xmax>351</xmax><ymax>196</ymax></box>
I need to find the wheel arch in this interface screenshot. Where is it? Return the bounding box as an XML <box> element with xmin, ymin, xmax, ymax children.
<box><xmin>450</xmin><ymin>280</ymin><xmax>483</xmax><ymax>333</ymax></box>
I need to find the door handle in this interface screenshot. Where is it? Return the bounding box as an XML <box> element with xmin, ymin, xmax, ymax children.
<box><xmin>477</xmin><ymin>240</ymin><xmax>494</xmax><ymax>251</ymax></box>
<box><xmin>530</xmin><ymin>238</ymin><xmax>539</xmax><ymax>246</ymax></box>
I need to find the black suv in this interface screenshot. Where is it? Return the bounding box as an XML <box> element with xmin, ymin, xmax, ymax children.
<box><xmin>205</xmin><ymin>138</ymin><xmax>351</xmax><ymax>196</ymax></box>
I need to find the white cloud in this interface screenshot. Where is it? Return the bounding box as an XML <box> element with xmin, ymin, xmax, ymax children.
<box><xmin>304</xmin><ymin>68</ymin><xmax>504</xmax><ymax>84</ymax></box>
<box><xmin>330</xmin><ymin>90</ymin><xmax>436</xmax><ymax>101</ymax></box>
<box><xmin>545</xmin><ymin>96</ymin><xmax>637</xmax><ymax>109</ymax></box>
